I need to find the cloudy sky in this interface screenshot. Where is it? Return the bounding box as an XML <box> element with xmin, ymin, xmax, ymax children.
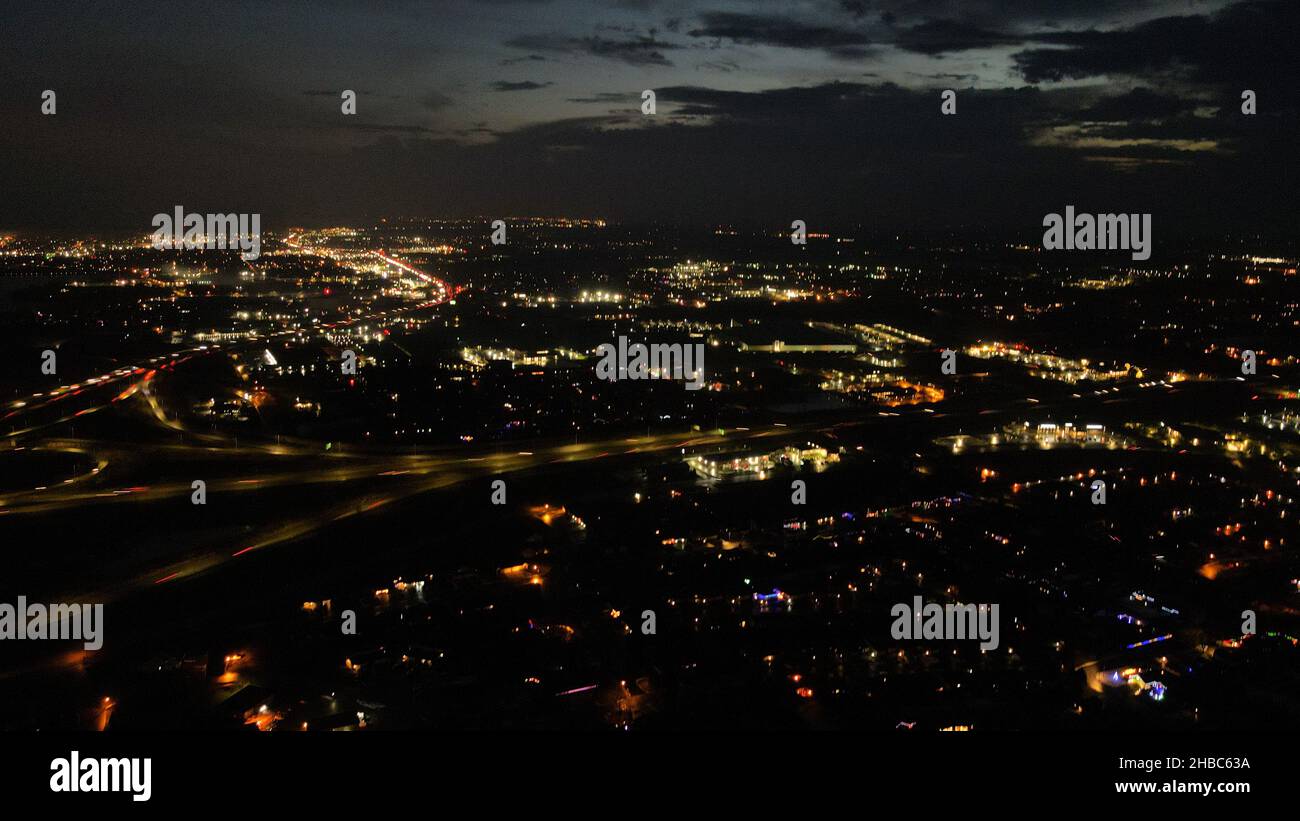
<box><xmin>1</xmin><ymin>0</ymin><xmax>1294</xmax><ymax>235</ymax></box>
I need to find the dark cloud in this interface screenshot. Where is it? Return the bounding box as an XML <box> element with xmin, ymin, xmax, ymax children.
<box><xmin>566</xmin><ymin>92</ymin><xmax>640</xmax><ymax>104</ymax></box>
<box><xmin>697</xmin><ymin>59</ymin><xmax>741</xmax><ymax>72</ymax></box>
<box><xmin>839</xmin><ymin>1</ymin><xmax>870</xmax><ymax>19</ymax></box>
<box><xmin>909</xmin><ymin>71</ymin><xmax>979</xmax><ymax>83</ymax></box>
<box><xmin>891</xmin><ymin>20</ymin><xmax>1026</xmax><ymax>54</ymax></box>
<box><xmin>490</xmin><ymin>80</ymin><xmax>554</xmax><ymax>91</ymax></box>
<box><xmin>844</xmin><ymin>0</ymin><xmax>1187</xmax><ymax>30</ymax></box>
<box><xmin>506</xmin><ymin>32</ymin><xmax>680</xmax><ymax>66</ymax></box>
<box><xmin>1013</xmin><ymin>1</ymin><xmax>1296</xmax><ymax>85</ymax></box>
<box><xmin>500</xmin><ymin>54</ymin><xmax>548</xmax><ymax>66</ymax></box>
<box><xmin>687</xmin><ymin>12</ymin><xmax>874</xmax><ymax>58</ymax></box>
<box><xmin>453</xmin><ymin>124</ymin><xmax>501</xmax><ymax>138</ymax></box>
<box><xmin>349</xmin><ymin>123</ymin><xmax>441</xmax><ymax>135</ymax></box>
<box><xmin>420</xmin><ymin>90</ymin><xmax>455</xmax><ymax>110</ymax></box>
<box><xmin>1081</xmin><ymin>87</ymin><xmax>1197</xmax><ymax>121</ymax></box>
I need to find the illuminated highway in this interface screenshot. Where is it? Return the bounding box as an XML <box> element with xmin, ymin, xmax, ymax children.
<box><xmin>0</xmin><ymin>372</ymin><xmax>1220</xmax><ymax>612</ymax></box>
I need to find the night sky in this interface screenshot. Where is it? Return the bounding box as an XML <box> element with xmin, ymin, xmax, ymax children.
<box><xmin>1</xmin><ymin>0</ymin><xmax>1294</xmax><ymax>235</ymax></box>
